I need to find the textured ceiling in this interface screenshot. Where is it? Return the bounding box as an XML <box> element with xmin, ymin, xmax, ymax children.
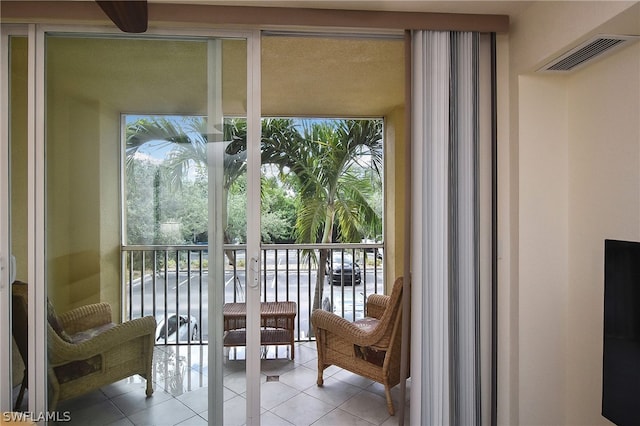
<box><xmin>261</xmin><ymin>35</ymin><xmax>404</xmax><ymax>117</ymax></box>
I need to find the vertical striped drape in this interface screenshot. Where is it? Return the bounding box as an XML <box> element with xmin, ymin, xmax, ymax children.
<box><xmin>411</xmin><ymin>30</ymin><xmax>481</xmax><ymax>426</ymax></box>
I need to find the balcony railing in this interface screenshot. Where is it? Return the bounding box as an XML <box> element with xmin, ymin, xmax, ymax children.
<box><xmin>121</xmin><ymin>243</ymin><xmax>385</xmax><ymax>346</ymax></box>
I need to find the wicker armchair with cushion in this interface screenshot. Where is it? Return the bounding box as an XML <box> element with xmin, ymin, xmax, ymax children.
<box><xmin>12</xmin><ymin>281</ymin><xmax>157</xmax><ymax>410</ymax></box>
<box><xmin>311</xmin><ymin>277</ymin><xmax>408</xmax><ymax>415</ymax></box>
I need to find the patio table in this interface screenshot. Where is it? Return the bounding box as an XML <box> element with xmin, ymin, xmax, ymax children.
<box><xmin>223</xmin><ymin>301</ymin><xmax>297</xmax><ymax>360</ymax></box>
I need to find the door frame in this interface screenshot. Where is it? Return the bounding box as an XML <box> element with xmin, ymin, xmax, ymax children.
<box><xmin>0</xmin><ymin>23</ymin><xmax>29</xmax><ymax>413</ymax></box>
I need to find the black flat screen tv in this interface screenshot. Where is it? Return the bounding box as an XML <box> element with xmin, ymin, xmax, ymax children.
<box><xmin>602</xmin><ymin>239</ymin><xmax>640</xmax><ymax>425</ymax></box>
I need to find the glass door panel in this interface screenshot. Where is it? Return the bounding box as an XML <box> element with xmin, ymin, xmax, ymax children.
<box><xmin>257</xmin><ymin>33</ymin><xmax>394</xmax><ymax>425</ymax></box>
<box><xmin>43</xmin><ymin>33</ymin><xmax>250</xmax><ymax>424</ymax></box>
<box><xmin>3</xmin><ymin>33</ymin><xmax>28</xmax><ymax>413</ymax></box>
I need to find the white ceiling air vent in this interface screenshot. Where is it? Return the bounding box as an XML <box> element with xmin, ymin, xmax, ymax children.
<box><xmin>539</xmin><ymin>34</ymin><xmax>640</xmax><ymax>73</ymax></box>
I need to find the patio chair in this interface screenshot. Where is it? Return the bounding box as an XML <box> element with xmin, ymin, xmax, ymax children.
<box><xmin>11</xmin><ymin>281</ymin><xmax>157</xmax><ymax>410</ymax></box>
<box><xmin>311</xmin><ymin>276</ymin><xmax>409</xmax><ymax>415</ymax></box>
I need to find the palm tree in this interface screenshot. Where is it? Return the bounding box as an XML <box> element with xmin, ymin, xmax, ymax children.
<box><xmin>289</xmin><ymin>120</ymin><xmax>383</xmax><ymax>312</ymax></box>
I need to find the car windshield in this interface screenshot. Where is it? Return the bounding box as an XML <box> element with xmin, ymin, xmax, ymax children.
<box><xmin>331</xmin><ymin>251</ymin><xmax>353</xmax><ymax>264</ymax></box>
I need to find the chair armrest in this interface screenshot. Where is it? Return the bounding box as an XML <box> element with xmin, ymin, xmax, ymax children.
<box><xmin>49</xmin><ymin>316</ymin><xmax>156</xmax><ymax>365</ymax></box>
<box><xmin>366</xmin><ymin>294</ymin><xmax>389</xmax><ymax>319</ymax></box>
<box><xmin>311</xmin><ymin>309</ymin><xmax>380</xmax><ymax>347</ymax></box>
<box><xmin>58</xmin><ymin>303</ymin><xmax>113</xmax><ymax>334</ymax></box>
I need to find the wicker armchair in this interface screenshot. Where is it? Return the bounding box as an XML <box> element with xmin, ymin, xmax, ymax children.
<box><xmin>311</xmin><ymin>277</ymin><xmax>408</xmax><ymax>415</ymax></box>
<box><xmin>12</xmin><ymin>282</ymin><xmax>156</xmax><ymax>410</ymax></box>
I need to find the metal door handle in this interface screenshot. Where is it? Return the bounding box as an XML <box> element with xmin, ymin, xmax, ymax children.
<box><xmin>248</xmin><ymin>256</ymin><xmax>260</xmax><ymax>288</ymax></box>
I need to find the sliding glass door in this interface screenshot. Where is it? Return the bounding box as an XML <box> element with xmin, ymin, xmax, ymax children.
<box><xmin>23</xmin><ymin>27</ymin><xmax>262</xmax><ymax>424</ymax></box>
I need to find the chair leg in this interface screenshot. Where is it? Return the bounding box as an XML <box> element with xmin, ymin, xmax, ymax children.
<box><xmin>145</xmin><ymin>341</ymin><xmax>154</xmax><ymax>397</ymax></box>
<box><xmin>315</xmin><ymin>330</ymin><xmax>324</xmax><ymax>386</ymax></box>
<box><xmin>145</xmin><ymin>378</ymin><xmax>154</xmax><ymax>397</ymax></box>
<box><xmin>14</xmin><ymin>370</ymin><xmax>27</xmax><ymax>411</ymax></box>
<box><xmin>48</xmin><ymin>368</ymin><xmax>60</xmax><ymax>411</ymax></box>
<box><xmin>384</xmin><ymin>384</ymin><xmax>395</xmax><ymax>416</ymax></box>
<box><xmin>316</xmin><ymin>362</ymin><xmax>324</xmax><ymax>386</ymax></box>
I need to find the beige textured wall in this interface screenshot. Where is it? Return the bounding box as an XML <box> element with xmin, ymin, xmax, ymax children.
<box><xmin>384</xmin><ymin>106</ymin><xmax>406</xmax><ymax>288</ymax></box>
<box><xmin>566</xmin><ymin>42</ymin><xmax>640</xmax><ymax>425</ymax></box>
<box><xmin>507</xmin><ymin>2</ymin><xmax>640</xmax><ymax>425</ymax></box>
<box><xmin>495</xmin><ymin>31</ymin><xmax>515</xmax><ymax>426</ymax></box>
<box><xmin>518</xmin><ymin>74</ymin><xmax>570</xmax><ymax>425</ymax></box>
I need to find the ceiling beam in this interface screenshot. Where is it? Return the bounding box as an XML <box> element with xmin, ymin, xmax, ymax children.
<box><xmin>1</xmin><ymin>1</ymin><xmax>509</xmax><ymax>33</ymax></box>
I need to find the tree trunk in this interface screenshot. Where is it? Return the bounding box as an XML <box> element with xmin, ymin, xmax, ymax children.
<box><xmin>312</xmin><ymin>248</ymin><xmax>329</xmax><ymax>312</ymax></box>
<box><xmin>310</xmin><ymin>203</ymin><xmax>335</xmax><ymax>338</ymax></box>
<box><xmin>313</xmin><ymin>202</ymin><xmax>335</xmax><ymax>311</ymax></box>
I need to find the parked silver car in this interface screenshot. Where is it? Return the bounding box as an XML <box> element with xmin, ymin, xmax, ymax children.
<box><xmin>156</xmin><ymin>314</ymin><xmax>199</xmax><ymax>343</ymax></box>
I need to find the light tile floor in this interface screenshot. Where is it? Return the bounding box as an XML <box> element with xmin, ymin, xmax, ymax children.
<box><xmin>38</xmin><ymin>342</ymin><xmax>411</xmax><ymax>426</ymax></box>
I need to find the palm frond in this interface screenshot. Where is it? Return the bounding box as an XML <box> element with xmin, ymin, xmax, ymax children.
<box><xmin>334</xmin><ymin>176</ymin><xmax>381</xmax><ymax>242</ymax></box>
<box><xmin>294</xmin><ymin>196</ymin><xmax>328</xmax><ymax>244</ymax></box>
